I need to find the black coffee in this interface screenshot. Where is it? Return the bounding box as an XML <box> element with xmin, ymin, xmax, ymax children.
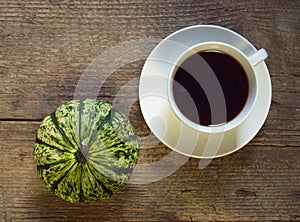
<box><xmin>173</xmin><ymin>51</ymin><xmax>249</xmax><ymax>126</ymax></box>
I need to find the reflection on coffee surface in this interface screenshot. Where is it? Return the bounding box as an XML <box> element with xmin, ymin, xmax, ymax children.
<box><xmin>173</xmin><ymin>51</ymin><xmax>249</xmax><ymax>126</ymax></box>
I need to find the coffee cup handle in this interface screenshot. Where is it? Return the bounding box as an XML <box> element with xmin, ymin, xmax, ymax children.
<box><xmin>249</xmin><ymin>48</ymin><xmax>268</xmax><ymax>66</ymax></box>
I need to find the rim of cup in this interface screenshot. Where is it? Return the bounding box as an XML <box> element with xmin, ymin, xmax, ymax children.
<box><xmin>167</xmin><ymin>41</ymin><xmax>259</xmax><ymax>134</ymax></box>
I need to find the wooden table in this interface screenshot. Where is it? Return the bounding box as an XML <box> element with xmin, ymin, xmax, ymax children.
<box><xmin>0</xmin><ymin>1</ymin><xmax>299</xmax><ymax>221</ymax></box>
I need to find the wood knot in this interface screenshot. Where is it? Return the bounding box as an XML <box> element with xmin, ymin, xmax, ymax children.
<box><xmin>18</xmin><ymin>152</ymin><xmax>26</xmax><ymax>161</ymax></box>
<box><xmin>235</xmin><ymin>188</ymin><xmax>257</xmax><ymax>198</ymax></box>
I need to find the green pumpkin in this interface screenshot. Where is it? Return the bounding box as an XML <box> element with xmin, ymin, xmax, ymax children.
<box><xmin>33</xmin><ymin>99</ymin><xmax>139</xmax><ymax>203</ymax></box>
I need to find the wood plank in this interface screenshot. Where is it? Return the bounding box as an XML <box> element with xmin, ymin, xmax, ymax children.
<box><xmin>0</xmin><ymin>0</ymin><xmax>299</xmax><ymax>120</ymax></box>
<box><xmin>0</xmin><ymin>121</ymin><xmax>299</xmax><ymax>221</ymax></box>
<box><xmin>0</xmin><ymin>66</ymin><xmax>299</xmax><ymax>120</ymax></box>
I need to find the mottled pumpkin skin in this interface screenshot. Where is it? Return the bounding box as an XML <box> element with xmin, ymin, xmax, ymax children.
<box><xmin>33</xmin><ymin>99</ymin><xmax>139</xmax><ymax>203</ymax></box>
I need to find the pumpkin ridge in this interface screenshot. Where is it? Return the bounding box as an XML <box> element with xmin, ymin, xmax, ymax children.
<box><xmin>37</xmin><ymin>159</ymin><xmax>73</xmax><ymax>170</ymax></box>
<box><xmin>35</xmin><ymin>138</ymin><xmax>73</xmax><ymax>154</ymax></box>
<box><xmin>78</xmin><ymin>99</ymin><xmax>84</xmax><ymax>148</ymax></box>
<box><xmin>54</xmin><ymin>100</ymin><xmax>82</xmax><ymax>150</ymax></box>
<box><xmin>50</xmin><ymin>161</ymin><xmax>77</xmax><ymax>191</ymax></box>
<box><xmin>86</xmin><ymin>163</ymin><xmax>113</xmax><ymax>196</ymax></box>
<box><xmin>54</xmin><ymin>163</ymin><xmax>82</xmax><ymax>202</ymax></box>
<box><xmin>101</xmin><ymin>135</ymin><xmax>138</xmax><ymax>153</ymax></box>
<box><xmin>105</xmin><ymin>141</ymin><xmax>126</xmax><ymax>151</ymax></box>
<box><xmin>36</xmin><ymin>115</ymin><xmax>77</xmax><ymax>153</ymax></box>
<box><xmin>89</xmin><ymin>158</ymin><xmax>133</xmax><ymax>180</ymax></box>
<box><xmin>78</xmin><ymin>164</ymin><xmax>84</xmax><ymax>202</ymax></box>
<box><xmin>87</xmin><ymin>108</ymin><xmax>114</xmax><ymax>148</ymax></box>
<box><xmin>50</xmin><ymin>112</ymin><xmax>78</xmax><ymax>152</ymax></box>
<box><xmin>36</xmin><ymin>159</ymin><xmax>76</xmax><ymax>189</ymax></box>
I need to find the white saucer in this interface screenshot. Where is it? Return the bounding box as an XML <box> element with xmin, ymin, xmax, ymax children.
<box><xmin>139</xmin><ymin>25</ymin><xmax>272</xmax><ymax>158</ymax></box>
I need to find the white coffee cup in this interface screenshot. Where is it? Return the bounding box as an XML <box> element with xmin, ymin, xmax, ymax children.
<box><xmin>168</xmin><ymin>41</ymin><xmax>268</xmax><ymax>133</ymax></box>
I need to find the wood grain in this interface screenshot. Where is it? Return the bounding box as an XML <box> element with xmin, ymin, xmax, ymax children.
<box><xmin>0</xmin><ymin>0</ymin><xmax>299</xmax><ymax>221</ymax></box>
<box><xmin>0</xmin><ymin>121</ymin><xmax>299</xmax><ymax>221</ymax></box>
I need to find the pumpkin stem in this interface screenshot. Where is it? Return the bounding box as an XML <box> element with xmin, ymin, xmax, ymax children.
<box><xmin>76</xmin><ymin>146</ymin><xmax>89</xmax><ymax>163</ymax></box>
